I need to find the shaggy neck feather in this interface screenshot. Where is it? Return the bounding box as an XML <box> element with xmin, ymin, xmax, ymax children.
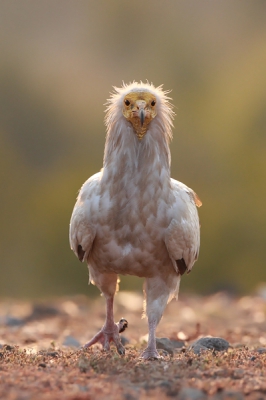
<box><xmin>102</xmin><ymin>118</ymin><xmax>171</xmax><ymax>186</ymax></box>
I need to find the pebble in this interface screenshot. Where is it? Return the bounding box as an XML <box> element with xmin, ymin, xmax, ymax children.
<box><xmin>62</xmin><ymin>335</ymin><xmax>81</xmax><ymax>348</ymax></box>
<box><xmin>26</xmin><ymin>304</ymin><xmax>61</xmax><ymax>322</ymax></box>
<box><xmin>5</xmin><ymin>316</ymin><xmax>24</xmax><ymax>327</ymax></box>
<box><xmin>178</xmin><ymin>387</ymin><xmax>207</xmax><ymax>400</ymax></box>
<box><xmin>213</xmin><ymin>390</ymin><xmax>244</xmax><ymax>399</ymax></box>
<box><xmin>47</xmin><ymin>351</ymin><xmax>59</xmax><ymax>358</ymax></box>
<box><xmin>156</xmin><ymin>338</ymin><xmax>174</xmax><ymax>355</ymax></box>
<box><xmin>232</xmin><ymin>368</ymin><xmax>244</xmax><ymax>379</ymax></box>
<box><xmin>4</xmin><ymin>345</ymin><xmax>15</xmax><ymax>351</ymax></box>
<box><xmin>156</xmin><ymin>337</ymin><xmax>185</xmax><ymax>356</ymax></box>
<box><xmin>190</xmin><ymin>337</ymin><xmax>229</xmax><ymax>355</ymax></box>
<box><xmin>121</xmin><ymin>336</ymin><xmax>130</xmax><ymax>346</ymax></box>
<box><xmin>256</xmin><ymin>347</ymin><xmax>266</xmax><ymax>354</ymax></box>
<box><xmin>171</xmin><ymin>339</ymin><xmax>186</xmax><ymax>349</ymax></box>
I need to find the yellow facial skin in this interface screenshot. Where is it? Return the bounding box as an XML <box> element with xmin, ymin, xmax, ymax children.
<box><xmin>122</xmin><ymin>92</ymin><xmax>157</xmax><ymax>140</ymax></box>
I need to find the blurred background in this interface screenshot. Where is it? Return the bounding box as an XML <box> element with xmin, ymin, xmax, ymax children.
<box><xmin>0</xmin><ymin>0</ymin><xmax>265</xmax><ymax>298</ymax></box>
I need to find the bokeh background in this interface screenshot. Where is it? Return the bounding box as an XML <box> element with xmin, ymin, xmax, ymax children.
<box><xmin>1</xmin><ymin>1</ymin><xmax>265</xmax><ymax>298</ymax></box>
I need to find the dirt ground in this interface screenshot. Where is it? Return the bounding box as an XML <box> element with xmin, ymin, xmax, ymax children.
<box><xmin>1</xmin><ymin>292</ymin><xmax>266</xmax><ymax>400</ymax></box>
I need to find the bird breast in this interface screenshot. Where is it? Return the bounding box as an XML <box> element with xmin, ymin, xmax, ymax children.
<box><xmin>87</xmin><ymin>170</ymin><xmax>175</xmax><ymax>277</ymax></box>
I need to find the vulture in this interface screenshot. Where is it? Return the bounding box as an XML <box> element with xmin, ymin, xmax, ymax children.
<box><xmin>69</xmin><ymin>82</ymin><xmax>201</xmax><ymax>359</ymax></box>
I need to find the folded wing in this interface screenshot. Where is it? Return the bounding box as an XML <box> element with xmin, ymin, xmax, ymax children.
<box><xmin>165</xmin><ymin>179</ymin><xmax>202</xmax><ymax>275</ymax></box>
<box><xmin>69</xmin><ymin>173</ymin><xmax>100</xmax><ymax>262</ymax></box>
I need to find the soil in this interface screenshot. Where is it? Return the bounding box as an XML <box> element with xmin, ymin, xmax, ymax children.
<box><xmin>1</xmin><ymin>292</ymin><xmax>266</xmax><ymax>400</ymax></box>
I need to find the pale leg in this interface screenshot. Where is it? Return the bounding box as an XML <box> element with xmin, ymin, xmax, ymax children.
<box><xmin>84</xmin><ymin>271</ymin><xmax>128</xmax><ymax>355</ymax></box>
<box><xmin>141</xmin><ymin>275</ymin><xmax>180</xmax><ymax>359</ymax></box>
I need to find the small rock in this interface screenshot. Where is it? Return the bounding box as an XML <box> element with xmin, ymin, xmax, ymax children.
<box><xmin>232</xmin><ymin>368</ymin><xmax>244</xmax><ymax>379</ymax></box>
<box><xmin>63</xmin><ymin>336</ymin><xmax>81</xmax><ymax>348</ymax></box>
<box><xmin>38</xmin><ymin>363</ymin><xmax>46</xmax><ymax>368</ymax></box>
<box><xmin>158</xmin><ymin>380</ymin><xmax>171</xmax><ymax>388</ymax></box>
<box><xmin>156</xmin><ymin>338</ymin><xmax>174</xmax><ymax>355</ymax></box>
<box><xmin>26</xmin><ymin>304</ymin><xmax>61</xmax><ymax>322</ymax></box>
<box><xmin>214</xmin><ymin>368</ymin><xmax>229</xmax><ymax>378</ymax></box>
<box><xmin>179</xmin><ymin>387</ymin><xmax>207</xmax><ymax>400</ymax></box>
<box><xmin>216</xmin><ymin>391</ymin><xmax>244</xmax><ymax>400</ymax></box>
<box><xmin>5</xmin><ymin>316</ymin><xmax>24</xmax><ymax>327</ymax></box>
<box><xmin>47</xmin><ymin>351</ymin><xmax>59</xmax><ymax>358</ymax></box>
<box><xmin>190</xmin><ymin>337</ymin><xmax>229</xmax><ymax>354</ymax></box>
<box><xmin>191</xmin><ymin>344</ymin><xmax>209</xmax><ymax>354</ymax></box>
<box><xmin>124</xmin><ymin>394</ymin><xmax>136</xmax><ymax>400</ymax></box>
<box><xmin>120</xmin><ymin>336</ymin><xmax>130</xmax><ymax>346</ymax></box>
<box><xmin>77</xmin><ymin>385</ymin><xmax>88</xmax><ymax>392</ymax></box>
<box><xmin>257</xmin><ymin>347</ymin><xmax>266</xmax><ymax>354</ymax></box>
<box><xmin>24</xmin><ymin>338</ymin><xmax>37</xmax><ymax>344</ymax></box>
<box><xmin>170</xmin><ymin>339</ymin><xmax>185</xmax><ymax>349</ymax></box>
<box><xmin>4</xmin><ymin>345</ymin><xmax>15</xmax><ymax>352</ymax></box>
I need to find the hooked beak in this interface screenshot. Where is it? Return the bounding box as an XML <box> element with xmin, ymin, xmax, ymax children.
<box><xmin>140</xmin><ymin>109</ymin><xmax>145</xmax><ymax>126</ymax></box>
<box><xmin>136</xmin><ymin>100</ymin><xmax>147</xmax><ymax>127</ymax></box>
<box><xmin>122</xmin><ymin>95</ymin><xmax>156</xmax><ymax>140</ymax></box>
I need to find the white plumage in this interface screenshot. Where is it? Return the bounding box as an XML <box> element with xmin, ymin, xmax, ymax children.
<box><xmin>69</xmin><ymin>82</ymin><xmax>201</xmax><ymax>359</ymax></box>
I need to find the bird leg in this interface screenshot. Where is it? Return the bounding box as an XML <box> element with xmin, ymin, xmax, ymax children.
<box><xmin>83</xmin><ymin>295</ymin><xmax>128</xmax><ymax>355</ymax></box>
<box><xmin>141</xmin><ymin>319</ymin><xmax>161</xmax><ymax>360</ymax></box>
<box><xmin>141</xmin><ymin>275</ymin><xmax>180</xmax><ymax>360</ymax></box>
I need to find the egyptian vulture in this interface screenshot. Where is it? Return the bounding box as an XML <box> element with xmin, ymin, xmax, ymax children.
<box><xmin>69</xmin><ymin>82</ymin><xmax>201</xmax><ymax>359</ymax></box>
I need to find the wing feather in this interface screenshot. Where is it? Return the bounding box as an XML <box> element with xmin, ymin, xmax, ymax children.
<box><xmin>69</xmin><ymin>173</ymin><xmax>100</xmax><ymax>262</ymax></box>
<box><xmin>165</xmin><ymin>179</ymin><xmax>201</xmax><ymax>274</ymax></box>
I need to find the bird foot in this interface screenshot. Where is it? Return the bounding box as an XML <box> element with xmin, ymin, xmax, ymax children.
<box><xmin>141</xmin><ymin>347</ymin><xmax>161</xmax><ymax>360</ymax></box>
<box><xmin>83</xmin><ymin>318</ymin><xmax>128</xmax><ymax>355</ymax></box>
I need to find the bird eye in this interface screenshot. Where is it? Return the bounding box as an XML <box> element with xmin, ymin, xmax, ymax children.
<box><xmin>124</xmin><ymin>99</ymin><xmax>130</xmax><ymax>106</ymax></box>
<box><xmin>151</xmin><ymin>100</ymin><xmax>156</xmax><ymax>106</ymax></box>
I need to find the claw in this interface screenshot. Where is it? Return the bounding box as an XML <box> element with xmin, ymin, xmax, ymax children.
<box><xmin>117</xmin><ymin>343</ymin><xmax>125</xmax><ymax>355</ymax></box>
<box><xmin>141</xmin><ymin>348</ymin><xmax>161</xmax><ymax>360</ymax></box>
<box><xmin>83</xmin><ymin>317</ymin><xmax>128</xmax><ymax>356</ymax></box>
<box><xmin>117</xmin><ymin>318</ymin><xmax>128</xmax><ymax>333</ymax></box>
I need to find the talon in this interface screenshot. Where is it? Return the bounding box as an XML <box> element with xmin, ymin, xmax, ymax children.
<box><xmin>141</xmin><ymin>349</ymin><xmax>161</xmax><ymax>360</ymax></box>
<box><xmin>118</xmin><ymin>318</ymin><xmax>128</xmax><ymax>333</ymax></box>
<box><xmin>83</xmin><ymin>321</ymin><xmax>126</xmax><ymax>356</ymax></box>
<box><xmin>117</xmin><ymin>347</ymin><xmax>125</xmax><ymax>356</ymax></box>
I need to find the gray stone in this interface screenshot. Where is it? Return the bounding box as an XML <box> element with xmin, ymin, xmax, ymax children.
<box><xmin>5</xmin><ymin>316</ymin><xmax>24</xmax><ymax>327</ymax></box>
<box><xmin>156</xmin><ymin>337</ymin><xmax>174</xmax><ymax>355</ymax></box>
<box><xmin>170</xmin><ymin>339</ymin><xmax>186</xmax><ymax>349</ymax></box>
<box><xmin>156</xmin><ymin>337</ymin><xmax>185</xmax><ymax>355</ymax></box>
<box><xmin>178</xmin><ymin>387</ymin><xmax>207</xmax><ymax>400</ymax></box>
<box><xmin>257</xmin><ymin>347</ymin><xmax>266</xmax><ymax>354</ymax></box>
<box><xmin>121</xmin><ymin>335</ymin><xmax>130</xmax><ymax>346</ymax></box>
<box><xmin>213</xmin><ymin>390</ymin><xmax>244</xmax><ymax>400</ymax></box>
<box><xmin>63</xmin><ymin>335</ymin><xmax>81</xmax><ymax>348</ymax></box>
<box><xmin>190</xmin><ymin>337</ymin><xmax>229</xmax><ymax>355</ymax></box>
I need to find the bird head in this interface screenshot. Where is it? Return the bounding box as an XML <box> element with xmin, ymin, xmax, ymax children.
<box><xmin>105</xmin><ymin>82</ymin><xmax>174</xmax><ymax>146</ymax></box>
<box><xmin>122</xmin><ymin>92</ymin><xmax>157</xmax><ymax>140</ymax></box>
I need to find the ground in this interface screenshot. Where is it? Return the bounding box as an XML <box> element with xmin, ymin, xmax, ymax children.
<box><xmin>1</xmin><ymin>292</ymin><xmax>266</xmax><ymax>399</ymax></box>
